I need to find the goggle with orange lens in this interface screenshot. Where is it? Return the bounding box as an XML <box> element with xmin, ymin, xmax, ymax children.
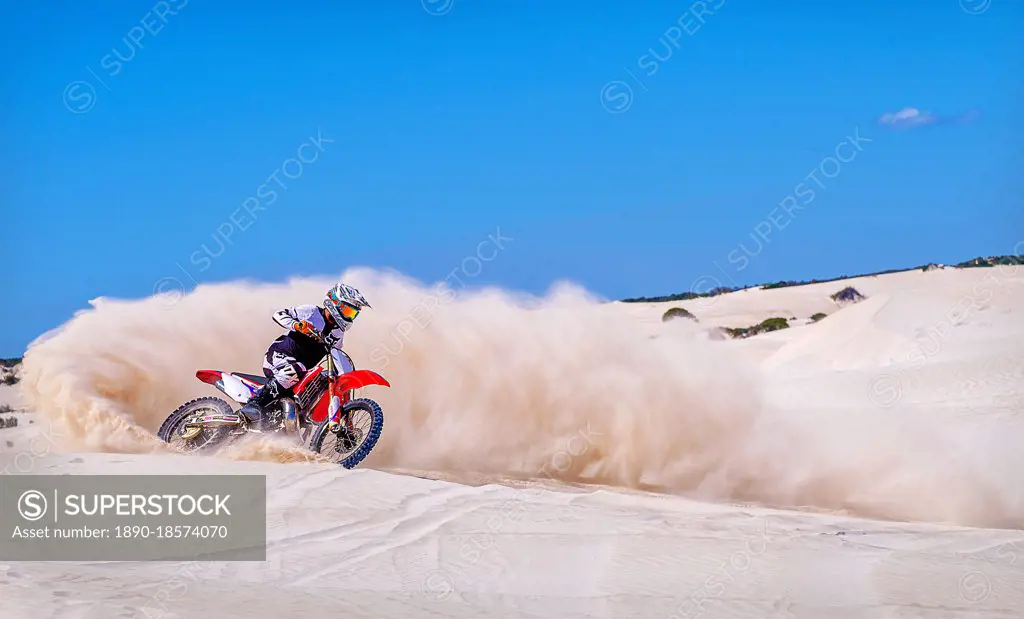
<box><xmin>338</xmin><ymin>303</ymin><xmax>360</xmax><ymax>321</ymax></box>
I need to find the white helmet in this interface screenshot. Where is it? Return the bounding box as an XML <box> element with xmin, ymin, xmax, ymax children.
<box><xmin>324</xmin><ymin>283</ymin><xmax>370</xmax><ymax>328</ymax></box>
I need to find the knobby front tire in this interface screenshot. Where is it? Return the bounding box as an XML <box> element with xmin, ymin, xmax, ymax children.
<box><xmin>309</xmin><ymin>398</ymin><xmax>384</xmax><ymax>469</ymax></box>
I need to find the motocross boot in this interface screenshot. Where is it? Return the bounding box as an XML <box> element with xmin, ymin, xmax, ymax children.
<box><xmin>239</xmin><ymin>379</ymin><xmax>282</xmax><ymax>429</ymax></box>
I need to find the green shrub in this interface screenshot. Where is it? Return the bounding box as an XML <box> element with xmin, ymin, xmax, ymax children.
<box><xmin>759</xmin><ymin>317</ymin><xmax>790</xmax><ymax>331</ymax></box>
<box><xmin>662</xmin><ymin>307</ymin><xmax>697</xmax><ymax>322</ymax></box>
<box><xmin>830</xmin><ymin>286</ymin><xmax>865</xmax><ymax>303</ymax></box>
<box><xmin>724</xmin><ymin>317</ymin><xmax>790</xmax><ymax>339</ymax></box>
<box><xmin>810</xmin><ymin>312</ymin><xmax>827</xmax><ymax>322</ymax></box>
<box><xmin>1</xmin><ymin>357</ymin><xmax>20</xmax><ymax>386</ymax></box>
<box><xmin>954</xmin><ymin>255</ymin><xmax>1023</xmax><ymax>268</ymax></box>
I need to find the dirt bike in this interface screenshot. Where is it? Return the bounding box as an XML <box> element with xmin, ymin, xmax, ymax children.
<box><xmin>157</xmin><ymin>348</ymin><xmax>390</xmax><ymax>469</ymax></box>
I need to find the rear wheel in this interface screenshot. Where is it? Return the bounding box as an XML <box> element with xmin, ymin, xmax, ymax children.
<box><xmin>157</xmin><ymin>396</ymin><xmax>236</xmax><ymax>453</ymax></box>
<box><xmin>309</xmin><ymin>398</ymin><xmax>384</xmax><ymax>469</ymax></box>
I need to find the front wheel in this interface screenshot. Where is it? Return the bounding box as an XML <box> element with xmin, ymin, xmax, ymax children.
<box><xmin>309</xmin><ymin>398</ymin><xmax>384</xmax><ymax>469</ymax></box>
<box><xmin>157</xmin><ymin>396</ymin><xmax>235</xmax><ymax>453</ymax></box>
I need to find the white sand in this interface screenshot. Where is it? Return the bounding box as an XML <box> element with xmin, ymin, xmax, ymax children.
<box><xmin>2</xmin><ymin>265</ymin><xmax>1023</xmax><ymax>617</ymax></box>
<box><xmin>0</xmin><ymin>361</ymin><xmax>25</xmax><ymax>410</ymax></box>
<box><xmin>0</xmin><ymin>385</ymin><xmax>26</xmax><ymax>411</ymax></box>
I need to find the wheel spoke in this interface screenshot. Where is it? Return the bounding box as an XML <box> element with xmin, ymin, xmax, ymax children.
<box><xmin>314</xmin><ymin>403</ymin><xmax>380</xmax><ymax>465</ymax></box>
<box><xmin>164</xmin><ymin>404</ymin><xmax>232</xmax><ymax>453</ymax></box>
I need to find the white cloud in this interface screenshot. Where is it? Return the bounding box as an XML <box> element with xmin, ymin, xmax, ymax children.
<box><xmin>877</xmin><ymin>107</ymin><xmax>938</xmax><ymax>128</ymax></box>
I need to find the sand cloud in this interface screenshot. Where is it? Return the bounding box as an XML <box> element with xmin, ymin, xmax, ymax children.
<box><xmin>16</xmin><ymin>266</ymin><xmax>1024</xmax><ymax>528</ymax></box>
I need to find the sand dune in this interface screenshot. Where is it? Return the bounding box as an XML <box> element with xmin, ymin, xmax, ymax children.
<box><xmin>0</xmin><ymin>385</ymin><xmax>24</xmax><ymax>411</ymax></box>
<box><xmin>2</xmin><ymin>423</ymin><xmax>1023</xmax><ymax>618</ymax></box>
<box><xmin>3</xmin><ymin>264</ymin><xmax>1023</xmax><ymax>616</ymax></box>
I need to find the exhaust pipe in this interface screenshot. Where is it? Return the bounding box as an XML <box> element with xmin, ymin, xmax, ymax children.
<box><xmin>177</xmin><ymin>412</ymin><xmax>243</xmax><ymax>440</ymax></box>
<box><xmin>280</xmin><ymin>398</ymin><xmax>299</xmax><ymax>433</ymax></box>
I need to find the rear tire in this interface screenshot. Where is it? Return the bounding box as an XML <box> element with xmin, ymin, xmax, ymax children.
<box><xmin>158</xmin><ymin>396</ymin><xmax>236</xmax><ymax>453</ymax></box>
<box><xmin>309</xmin><ymin>398</ymin><xmax>384</xmax><ymax>469</ymax></box>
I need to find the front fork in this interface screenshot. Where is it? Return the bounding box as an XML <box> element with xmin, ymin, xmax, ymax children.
<box><xmin>327</xmin><ymin>388</ymin><xmax>354</xmax><ymax>428</ymax></box>
<box><xmin>326</xmin><ymin>386</ymin><xmax>358</xmax><ymax>453</ymax></box>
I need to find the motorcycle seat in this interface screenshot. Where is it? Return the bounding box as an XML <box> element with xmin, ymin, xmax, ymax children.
<box><xmin>233</xmin><ymin>372</ymin><xmax>268</xmax><ymax>385</ymax></box>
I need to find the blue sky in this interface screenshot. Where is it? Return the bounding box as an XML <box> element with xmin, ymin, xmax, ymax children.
<box><xmin>3</xmin><ymin>0</ymin><xmax>1022</xmax><ymax>355</ymax></box>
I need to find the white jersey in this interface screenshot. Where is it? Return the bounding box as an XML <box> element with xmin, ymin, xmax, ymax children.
<box><xmin>270</xmin><ymin>305</ymin><xmax>351</xmax><ymax>372</ymax></box>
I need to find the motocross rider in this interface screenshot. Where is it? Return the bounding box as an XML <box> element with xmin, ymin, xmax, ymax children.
<box><xmin>238</xmin><ymin>282</ymin><xmax>370</xmax><ymax>429</ymax></box>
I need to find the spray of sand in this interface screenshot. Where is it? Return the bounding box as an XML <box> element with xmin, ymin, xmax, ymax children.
<box><xmin>18</xmin><ymin>267</ymin><xmax>1024</xmax><ymax>528</ymax></box>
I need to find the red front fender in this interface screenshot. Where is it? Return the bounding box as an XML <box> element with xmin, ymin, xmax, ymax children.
<box><xmin>335</xmin><ymin>369</ymin><xmax>390</xmax><ymax>392</ymax></box>
<box><xmin>309</xmin><ymin>370</ymin><xmax>391</xmax><ymax>424</ymax></box>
